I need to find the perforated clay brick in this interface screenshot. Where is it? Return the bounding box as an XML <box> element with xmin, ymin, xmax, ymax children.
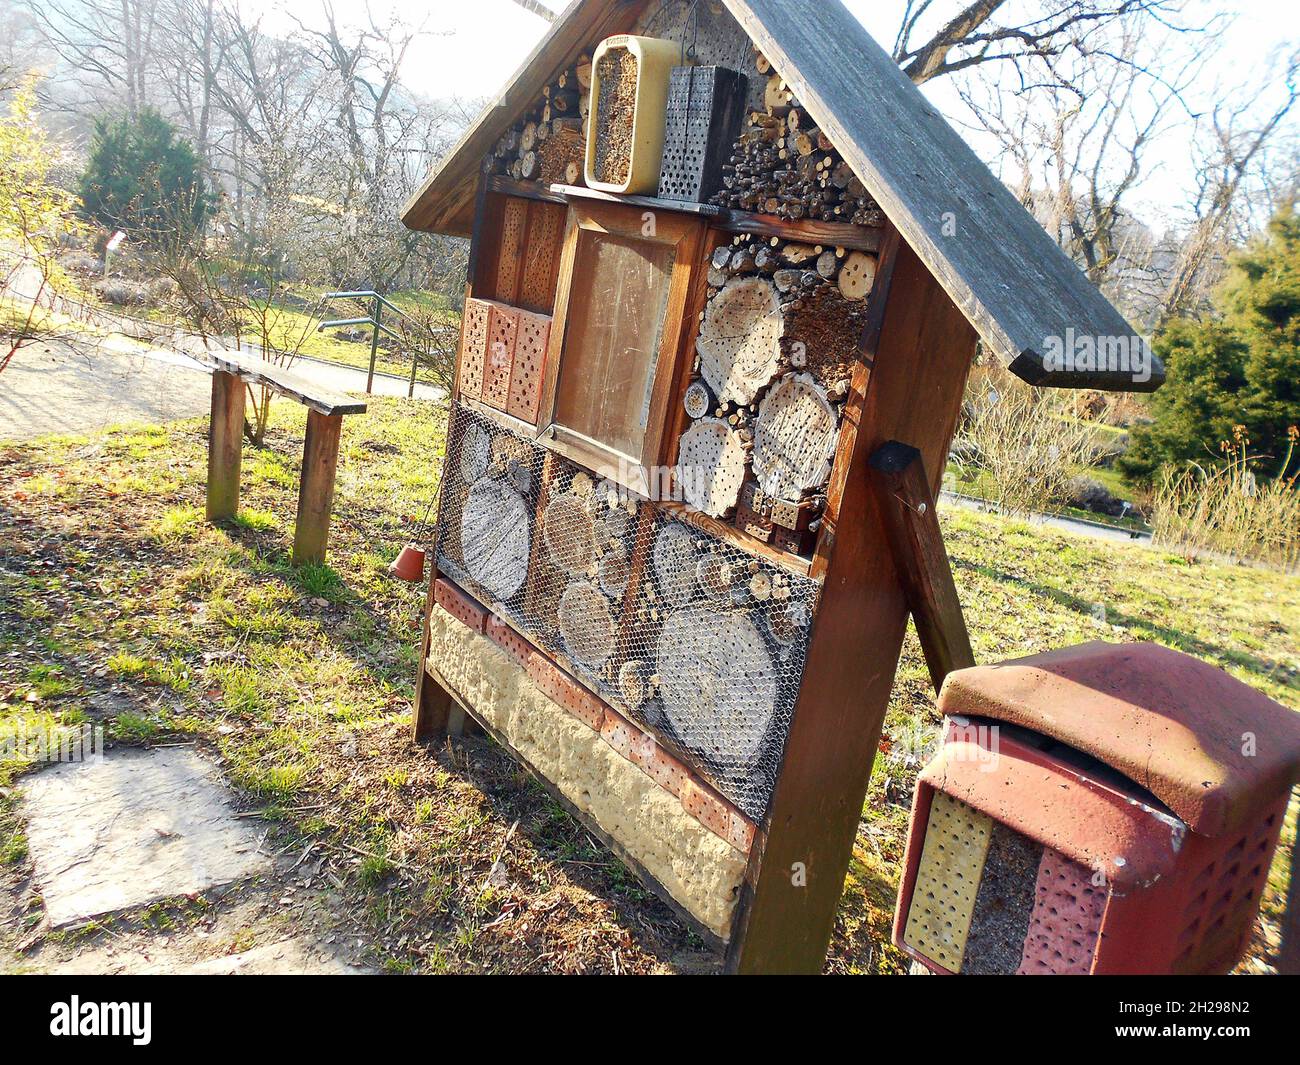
<box><xmin>486</xmin><ymin>614</ymin><xmax>532</xmax><ymax>668</ymax></box>
<box><xmin>1018</xmin><ymin>847</ymin><xmax>1106</xmax><ymax>974</ymax></box>
<box><xmin>507</xmin><ymin>311</ymin><xmax>551</xmax><ymax>424</ymax></box>
<box><xmin>457</xmin><ymin>299</ymin><xmax>490</xmax><ymax>401</ymax></box>
<box><xmin>433</xmin><ymin>578</ymin><xmax>488</xmax><ymax>634</ymax></box>
<box><xmin>482</xmin><ymin>304</ymin><xmax>518</xmax><ymax>411</ymax></box>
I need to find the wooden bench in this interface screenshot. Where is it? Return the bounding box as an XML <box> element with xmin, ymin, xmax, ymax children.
<box><xmin>200</xmin><ymin>349</ymin><xmax>367</xmax><ymax>566</ymax></box>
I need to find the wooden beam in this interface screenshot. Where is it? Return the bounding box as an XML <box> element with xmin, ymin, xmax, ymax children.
<box><xmin>868</xmin><ymin>440</ymin><xmax>975</xmax><ymax>692</ymax></box>
<box><xmin>725</xmin><ymin>235</ymin><xmax>978</xmax><ymax>974</ymax></box>
<box><xmin>206</xmin><ymin>370</ymin><xmax>245</xmax><ymax>522</ymax></box>
<box><xmin>292</xmin><ymin>409</ymin><xmax>343</xmax><ymax>566</ymax></box>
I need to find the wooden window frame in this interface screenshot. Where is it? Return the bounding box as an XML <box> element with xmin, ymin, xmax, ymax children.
<box><xmin>538</xmin><ymin>200</ymin><xmax>705</xmax><ymax>496</ymax></box>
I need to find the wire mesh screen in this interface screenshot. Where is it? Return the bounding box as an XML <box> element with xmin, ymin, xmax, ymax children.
<box><xmin>435</xmin><ymin>402</ymin><xmax>820</xmax><ymax>821</ymax></box>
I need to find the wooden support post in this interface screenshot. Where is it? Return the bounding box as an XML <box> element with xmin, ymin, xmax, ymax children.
<box><xmin>413</xmin><ymin>169</ymin><xmax>492</xmax><ymax>744</ymax></box>
<box><xmin>292</xmin><ymin>409</ymin><xmax>343</xmax><ymax>566</ymax></box>
<box><xmin>868</xmin><ymin>440</ymin><xmax>975</xmax><ymax>693</ymax></box>
<box><xmin>413</xmin><ymin>664</ymin><xmax>457</xmax><ymax>742</ymax></box>
<box><xmin>725</xmin><ymin>233</ymin><xmax>978</xmax><ymax>974</ymax></box>
<box><xmin>206</xmin><ymin>370</ymin><xmax>245</xmax><ymax>522</ymax></box>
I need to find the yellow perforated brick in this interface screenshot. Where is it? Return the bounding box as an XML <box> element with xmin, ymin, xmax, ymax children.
<box><xmin>903</xmin><ymin>791</ymin><xmax>993</xmax><ymax>972</ymax></box>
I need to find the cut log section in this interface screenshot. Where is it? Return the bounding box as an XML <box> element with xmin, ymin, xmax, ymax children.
<box><xmin>618</xmin><ymin>659</ymin><xmax>652</xmax><ymax>710</ymax></box>
<box><xmin>557</xmin><ymin>579</ymin><xmax>616</xmax><ymax>669</ymax></box>
<box><xmin>598</xmin><ymin>550</ymin><xmax>631</xmax><ymax>598</ymax></box>
<box><xmin>652</xmin><ymin>522</ymin><xmax>699</xmax><ymax>609</ymax></box>
<box><xmin>656</xmin><ymin>606</ymin><xmax>779</xmax><ymax>765</ymax></box>
<box><xmin>695</xmin><ymin>277</ymin><xmax>784</xmax><ymax>407</ymax></box>
<box><xmin>837</xmin><ymin>251</ymin><xmax>876</xmax><ymax>301</ymax></box>
<box><xmin>677</xmin><ymin>418</ymin><xmax>748</xmax><ymax>519</ymax></box>
<box><xmin>765</xmin><ymin>601</ymin><xmax>810</xmax><ymax>647</ymax></box>
<box><xmin>460</xmin><ymin>479</ymin><xmax>531</xmax><ymax>601</ymax></box>
<box><xmin>695</xmin><ymin>553</ymin><xmax>735</xmax><ymax>602</ymax></box>
<box><xmin>751</xmin><ymin>373</ymin><xmax>839</xmax><ymax>499</ymax></box>
<box><xmin>542</xmin><ymin>492</ymin><xmax>597</xmax><ymax>576</ymax></box>
<box><xmin>683</xmin><ymin>380</ymin><xmax>712</xmax><ymax>420</ymax></box>
<box><xmin>457</xmin><ymin>419</ymin><xmax>492</xmax><ymax>484</ymax></box>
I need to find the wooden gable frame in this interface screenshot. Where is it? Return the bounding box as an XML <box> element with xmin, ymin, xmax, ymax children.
<box><xmin>404</xmin><ymin>0</ymin><xmax>1164</xmax><ymax>393</ymax></box>
<box><xmin>405</xmin><ymin>0</ymin><xmax>1166</xmax><ymax>973</ymax></box>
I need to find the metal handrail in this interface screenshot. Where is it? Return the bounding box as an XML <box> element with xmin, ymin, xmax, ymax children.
<box><xmin>315</xmin><ymin>289</ymin><xmax>435</xmax><ymax>396</ymax></box>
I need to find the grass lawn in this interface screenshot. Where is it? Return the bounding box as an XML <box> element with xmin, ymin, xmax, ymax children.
<box><xmin>1</xmin><ymin>402</ymin><xmax>1296</xmax><ymax>973</ymax></box>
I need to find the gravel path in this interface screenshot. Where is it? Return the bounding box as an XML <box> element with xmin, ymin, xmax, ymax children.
<box><xmin>0</xmin><ymin>332</ymin><xmax>444</xmax><ymax>441</ymax></box>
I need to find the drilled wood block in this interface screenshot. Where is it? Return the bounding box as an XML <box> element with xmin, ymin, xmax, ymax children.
<box><xmin>902</xmin><ymin>791</ymin><xmax>993</xmax><ymax>973</ymax></box>
<box><xmin>526</xmin><ymin>651</ymin><xmax>604</xmax><ymax>730</ymax></box>
<box><xmin>506</xmin><ymin>310</ymin><xmax>551</xmax><ymax>425</ymax></box>
<box><xmin>433</xmin><ymin>577</ymin><xmax>489</xmax><ymax>635</ymax></box>
<box><xmin>486</xmin><ymin>613</ymin><xmax>532</xmax><ymax>668</ymax></box>
<box><xmin>483</xmin><ymin>303</ymin><xmax>518</xmax><ymax>411</ymax></box>
<box><xmin>735</xmin><ymin>499</ymin><xmax>774</xmax><ymax>543</ymax></box>
<box><xmin>458</xmin><ymin>298</ymin><xmax>491</xmax><ymax>401</ymax></box>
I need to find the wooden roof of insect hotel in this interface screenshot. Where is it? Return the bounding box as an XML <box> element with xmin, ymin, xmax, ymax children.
<box><xmin>402</xmin><ymin>0</ymin><xmax>1164</xmax><ymax>393</ymax></box>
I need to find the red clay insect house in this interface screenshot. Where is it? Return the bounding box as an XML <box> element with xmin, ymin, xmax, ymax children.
<box><xmin>396</xmin><ymin>1</ymin><xmax>1294</xmax><ymax>974</ymax></box>
<box><xmin>894</xmin><ymin>643</ymin><xmax>1300</xmax><ymax>975</ymax></box>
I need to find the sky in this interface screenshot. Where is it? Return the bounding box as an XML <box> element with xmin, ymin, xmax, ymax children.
<box><xmin>245</xmin><ymin>0</ymin><xmax>1299</xmax><ymax>224</ymax></box>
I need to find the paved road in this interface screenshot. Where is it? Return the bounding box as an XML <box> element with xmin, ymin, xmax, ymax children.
<box><xmin>1</xmin><ymin>331</ymin><xmax>444</xmax><ymax>442</ymax></box>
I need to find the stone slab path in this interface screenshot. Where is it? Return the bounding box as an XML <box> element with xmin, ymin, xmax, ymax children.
<box><xmin>20</xmin><ymin>747</ymin><xmax>272</xmax><ymax>929</ymax></box>
<box><xmin>9</xmin><ymin>746</ymin><xmax>373</xmax><ymax>975</ymax></box>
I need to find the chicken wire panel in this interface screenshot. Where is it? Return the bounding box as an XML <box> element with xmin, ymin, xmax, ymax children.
<box><xmin>435</xmin><ymin>402</ymin><xmax>821</xmax><ymax>822</ymax></box>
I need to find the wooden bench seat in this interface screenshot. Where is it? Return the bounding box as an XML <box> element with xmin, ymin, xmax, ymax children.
<box><xmin>197</xmin><ymin>348</ymin><xmax>367</xmax><ymax>566</ymax></box>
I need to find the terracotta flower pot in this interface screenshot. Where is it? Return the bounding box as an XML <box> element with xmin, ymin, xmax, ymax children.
<box><xmin>389</xmin><ymin>543</ymin><xmax>426</xmax><ymax>582</ymax></box>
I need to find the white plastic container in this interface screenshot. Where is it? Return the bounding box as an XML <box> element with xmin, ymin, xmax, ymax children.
<box><xmin>584</xmin><ymin>34</ymin><xmax>681</xmax><ymax>195</ymax></box>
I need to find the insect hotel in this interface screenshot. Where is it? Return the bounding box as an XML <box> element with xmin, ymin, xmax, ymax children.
<box><xmin>400</xmin><ymin>0</ymin><xmax>1300</xmax><ymax>974</ymax></box>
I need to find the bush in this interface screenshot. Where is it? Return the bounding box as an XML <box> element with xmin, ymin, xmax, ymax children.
<box><xmin>1125</xmin><ymin>207</ymin><xmax>1300</xmax><ymax>482</ymax></box>
<box><xmin>78</xmin><ymin>109</ymin><xmax>213</xmax><ymax>248</ymax></box>
<box><xmin>953</xmin><ymin>367</ymin><xmax>1101</xmax><ymax>519</ymax></box>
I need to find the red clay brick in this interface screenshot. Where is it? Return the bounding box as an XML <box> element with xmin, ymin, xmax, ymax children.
<box><xmin>725</xmin><ymin>810</ymin><xmax>757</xmax><ymax>854</ymax></box>
<box><xmin>526</xmin><ymin>652</ymin><xmax>603</xmax><ymax>730</ymax></box>
<box><xmin>680</xmin><ymin>778</ymin><xmax>735</xmax><ymax>842</ymax></box>
<box><xmin>600</xmin><ymin>710</ymin><xmax>642</xmax><ymax>761</ymax></box>
<box><xmin>638</xmin><ymin>741</ymin><xmax>691</xmax><ymax>798</ymax></box>
<box><xmin>486</xmin><ymin>614</ymin><xmax>531</xmax><ymax>668</ymax></box>
<box><xmin>433</xmin><ymin>578</ymin><xmax>488</xmax><ymax>634</ymax></box>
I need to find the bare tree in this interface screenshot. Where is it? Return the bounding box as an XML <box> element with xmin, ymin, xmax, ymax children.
<box><xmin>507</xmin><ymin>0</ymin><xmax>555</xmax><ymax>21</ymax></box>
<box><xmin>24</xmin><ymin>0</ymin><xmax>162</xmax><ymax>116</ymax></box>
<box><xmin>891</xmin><ymin>0</ymin><xmax>1192</xmax><ymax>85</ymax></box>
<box><xmin>1160</xmin><ymin>49</ymin><xmax>1300</xmax><ymax>323</ymax></box>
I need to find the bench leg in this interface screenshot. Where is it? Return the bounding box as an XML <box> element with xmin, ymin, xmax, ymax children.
<box><xmin>207</xmin><ymin>370</ymin><xmax>244</xmax><ymax>522</ymax></box>
<box><xmin>292</xmin><ymin>409</ymin><xmax>343</xmax><ymax>566</ymax></box>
